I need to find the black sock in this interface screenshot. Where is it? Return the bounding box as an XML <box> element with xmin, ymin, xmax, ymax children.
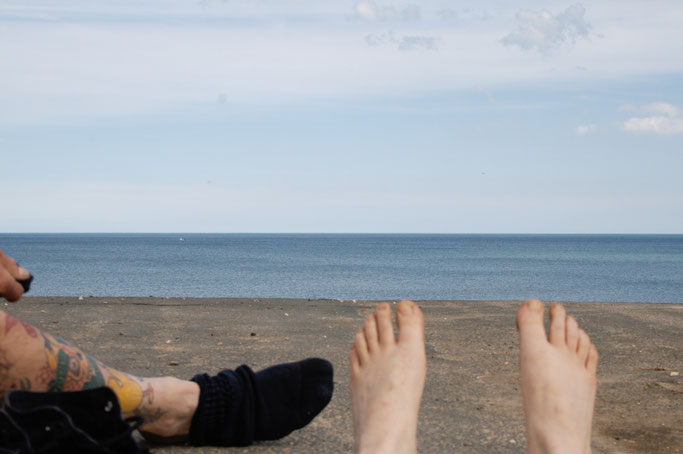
<box><xmin>189</xmin><ymin>358</ymin><xmax>333</xmax><ymax>447</ymax></box>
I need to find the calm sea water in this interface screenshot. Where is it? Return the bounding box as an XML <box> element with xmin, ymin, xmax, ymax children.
<box><xmin>1</xmin><ymin>234</ymin><xmax>681</xmax><ymax>302</ymax></box>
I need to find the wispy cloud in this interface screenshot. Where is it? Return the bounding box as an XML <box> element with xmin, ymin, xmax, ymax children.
<box><xmin>437</xmin><ymin>8</ymin><xmax>458</xmax><ymax>23</ymax></box>
<box><xmin>623</xmin><ymin>117</ymin><xmax>683</xmax><ymax>135</ymax></box>
<box><xmin>398</xmin><ymin>36</ymin><xmax>437</xmax><ymax>51</ymax></box>
<box><xmin>365</xmin><ymin>32</ymin><xmax>437</xmax><ymax>51</ymax></box>
<box><xmin>576</xmin><ymin>124</ymin><xmax>596</xmax><ymax>136</ymax></box>
<box><xmin>641</xmin><ymin>102</ymin><xmax>680</xmax><ymax>117</ymax></box>
<box><xmin>622</xmin><ymin>102</ymin><xmax>683</xmax><ymax>135</ymax></box>
<box><xmin>501</xmin><ymin>3</ymin><xmax>591</xmax><ymax>54</ymax></box>
<box><xmin>353</xmin><ymin>2</ymin><xmax>420</xmax><ymax>23</ymax></box>
<box><xmin>2</xmin><ymin>1</ymin><xmax>683</xmax><ymax>125</ymax></box>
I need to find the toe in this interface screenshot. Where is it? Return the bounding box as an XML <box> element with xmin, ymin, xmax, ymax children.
<box><xmin>586</xmin><ymin>344</ymin><xmax>599</xmax><ymax>374</ymax></box>
<box><xmin>375</xmin><ymin>303</ymin><xmax>396</xmax><ymax>346</ymax></box>
<box><xmin>577</xmin><ymin>329</ymin><xmax>591</xmax><ymax>360</ymax></box>
<box><xmin>566</xmin><ymin>316</ymin><xmax>579</xmax><ymax>352</ymax></box>
<box><xmin>354</xmin><ymin>329</ymin><xmax>369</xmax><ymax>364</ymax></box>
<box><xmin>516</xmin><ymin>299</ymin><xmax>547</xmax><ymax>346</ymax></box>
<box><xmin>364</xmin><ymin>314</ymin><xmax>379</xmax><ymax>352</ymax></box>
<box><xmin>549</xmin><ymin>304</ymin><xmax>567</xmax><ymax>347</ymax></box>
<box><xmin>396</xmin><ymin>300</ymin><xmax>424</xmax><ymax>345</ymax></box>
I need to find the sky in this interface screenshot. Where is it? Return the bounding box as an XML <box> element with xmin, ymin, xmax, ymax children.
<box><xmin>1</xmin><ymin>0</ymin><xmax>682</xmax><ymax>233</ymax></box>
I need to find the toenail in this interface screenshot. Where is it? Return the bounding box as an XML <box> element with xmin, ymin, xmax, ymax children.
<box><xmin>398</xmin><ymin>302</ymin><xmax>413</xmax><ymax>315</ymax></box>
<box><xmin>378</xmin><ymin>303</ymin><xmax>389</xmax><ymax>311</ymax></box>
<box><xmin>527</xmin><ymin>299</ymin><xmax>543</xmax><ymax>311</ymax></box>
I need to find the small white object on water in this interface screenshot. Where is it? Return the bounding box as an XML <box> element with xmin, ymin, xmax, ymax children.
<box><xmin>284</xmin><ymin>312</ymin><xmax>289</xmax><ymax>317</ymax></box>
<box><xmin>78</xmin><ymin>296</ymin><xmax>84</xmax><ymax>300</ymax></box>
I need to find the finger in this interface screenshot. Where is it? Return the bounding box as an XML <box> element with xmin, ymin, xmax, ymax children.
<box><xmin>0</xmin><ymin>266</ymin><xmax>25</xmax><ymax>302</ymax></box>
<box><xmin>0</xmin><ymin>250</ymin><xmax>30</xmax><ymax>280</ymax></box>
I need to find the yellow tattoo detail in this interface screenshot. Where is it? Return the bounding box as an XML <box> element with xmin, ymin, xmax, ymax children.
<box><xmin>106</xmin><ymin>370</ymin><xmax>153</xmax><ymax>414</ymax></box>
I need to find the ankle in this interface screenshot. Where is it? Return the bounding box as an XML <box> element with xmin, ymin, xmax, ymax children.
<box><xmin>355</xmin><ymin>430</ymin><xmax>417</xmax><ymax>454</ymax></box>
<box><xmin>527</xmin><ymin>431</ymin><xmax>587</xmax><ymax>454</ymax></box>
<box><xmin>140</xmin><ymin>377</ymin><xmax>199</xmax><ymax>437</ymax></box>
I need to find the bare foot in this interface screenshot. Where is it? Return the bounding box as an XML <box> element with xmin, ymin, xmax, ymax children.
<box><xmin>349</xmin><ymin>300</ymin><xmax>426</xmax><ymax>454</ymax></box>
<box><xmin>517</xmin><ymin>299</ymin><xmax>599</xmax><ymax>454</ymax></box>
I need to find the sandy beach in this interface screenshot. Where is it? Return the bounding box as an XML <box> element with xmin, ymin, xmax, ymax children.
<box><xmin>6</xmin><ymin>297</ymin><xmax>682</xmax><ymax>454</ymax></box>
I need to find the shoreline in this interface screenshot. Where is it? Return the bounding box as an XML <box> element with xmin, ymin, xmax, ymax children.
<box><xmin>5</xmin><ymin>297</ymin><xmax>682</xmax><ymax>453</ymax></box>
<box><xmin>17</xmin><ymin>296</ymin><xmax>683</xmax><ymax>305</ymax></box>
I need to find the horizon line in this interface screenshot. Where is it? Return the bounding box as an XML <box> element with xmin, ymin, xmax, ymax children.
<box><xmin>2</xmin><ymin>232</ymin><xmax>682</xmax><ymax>236</ymax></box>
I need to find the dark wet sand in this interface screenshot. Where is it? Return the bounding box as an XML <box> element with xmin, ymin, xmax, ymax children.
<box><xmin>6</xmin><ymin>297</ymin><xmax>682</xmax><ymax>454</ymax></box>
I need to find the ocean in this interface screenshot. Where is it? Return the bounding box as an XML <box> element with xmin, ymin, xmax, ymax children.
<box><xmin>1</xmin><ymin>234</ymin><xmax>681</xmax><ymax>303</ymax></box>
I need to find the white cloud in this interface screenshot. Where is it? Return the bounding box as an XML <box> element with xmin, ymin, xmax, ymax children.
<box><xmin>437</xmin><ymin>8</ymin><xmax>458</xmax><ymax>22</ymax></box>
<box><xmin>2</xmin><ymin>1</ymin><xmax>683</xmax><ymax>124</ymax></box>
<box><xmin>353</xmin><ymin>2</ymin><xmax>420</xmax><ymax>22</ymax></box>
<box><xmin>354</xmin><ymin>1</ymin><xmax>378</xmax><ymax>21</ymax></box>
<box><xmin>365</xmin><ymin>32</ymin><xmax>395</xmax><ymax>47</ymax></box>
<box><xmin>399</xmin><ymin>36</ymin><xmax>437</xmax><ymax>51</ymax></box>
<box><xmin>576</xmin><ymin>124</ymin><xmax>596</xmax><ymax>136</ymax></box>
<box><xmin>623</xmin><ymin>117</ymin><xmax>683</xmax><ymax>135</ymax></box>
<box><xmin>400</xmin><ymin>4</ymin><xmax>420</xmax><ymax>22</ymax></box>
<box><xmin>501</xmin><ymin>3</ymin><xmax>591</xmax><ymax>54</ymax></box>
<box><xmin>622</xmin><ymin>102</ymin><xmax>683</xmax><ymax>135</ymax></box>
<box><xmin>364</xmin><ymin>32</ymin><xmax>436</xmax><ymax>51</ymax></box>
<box><xmin>642</xmin><ymin>102</ymin><xmax>680</xmax><ymax>117</ymax></box>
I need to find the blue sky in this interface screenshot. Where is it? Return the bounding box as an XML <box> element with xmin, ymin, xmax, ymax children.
<box><xmin>2</xmin><ymin>0</ymin><xmax>682</xmax><ymax>233</ymax></box>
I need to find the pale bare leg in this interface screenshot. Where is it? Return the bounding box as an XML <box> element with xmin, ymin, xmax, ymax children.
<box><xmin>349</xmin><ymin>300</ymin><xmax>426</xmax><ymax>454</ymax></box>
<box><xmin>517</xmin><ymin>299</ymin><xmax>599</xmax><ymax>454</ymax></box>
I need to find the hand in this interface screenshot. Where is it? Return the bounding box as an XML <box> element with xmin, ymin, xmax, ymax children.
<box><xmin>0</xmin><ymin>250</ymin><xmax>30</xmax><ymax>302</ymax></box>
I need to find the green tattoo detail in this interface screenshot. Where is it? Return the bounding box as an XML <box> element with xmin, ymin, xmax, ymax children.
<box><xmin>83</xmin><ymin>354</ymin><xmax>106</xmax><ymax>390</ymax></box>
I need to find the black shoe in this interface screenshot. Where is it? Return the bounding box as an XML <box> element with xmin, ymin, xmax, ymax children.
<box><xmin>2</xmin><ymin>387</ymin><xmax>148</xmax><ymax>454</ymax></box>
<box><xmin>188</xmin><ymin>357</ymin><xmax>334</xmax><ymax>446</ymax></box>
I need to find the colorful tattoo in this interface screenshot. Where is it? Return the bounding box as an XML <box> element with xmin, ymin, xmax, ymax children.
<box><xmin>39</xmin><ymin>332</ymin><xmax>164</xmax><ymax>421</ymax></box>
<box><xmin>41</xmin><ymin>333</ymin><xmax>105</xmax><ymax>391</ymax></box>
<box><xmin>105</xmin><ymin>370</ymin><xmax>153</xmax><ymax>415</ymax></box>
<box><xmin>12</xmin><ymin>377</ymin><xmax>31</xmax><ymax>390</ymax></box>
<box><xmin>3</xmin><ymin>313</ymin><xmax>39</xmax><ymax>338</ymax></box>
<box><xmin>0</xmin><ymin>312</ymin><xmax>165</xmax><ymax>424</ymax></box>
